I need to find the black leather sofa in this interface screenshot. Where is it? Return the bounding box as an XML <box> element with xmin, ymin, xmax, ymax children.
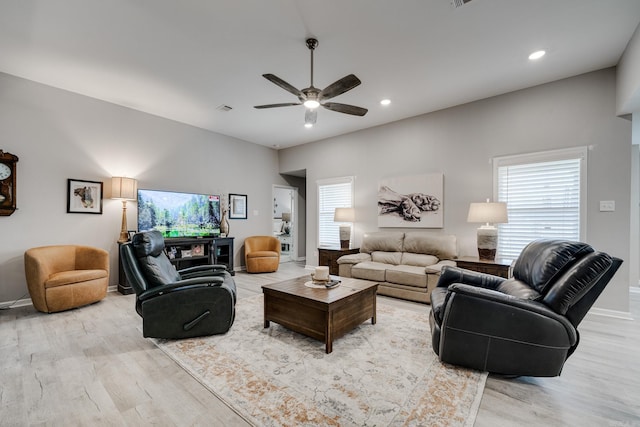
<box><xmin>429</xmin><ymin>239</ymin><xmax>622</xmax><ymax>377</ymax></box>
<box><xmin>120</xmin><ymin>230</ymin><xmax>237</xmax><ymax>339</ymax></box>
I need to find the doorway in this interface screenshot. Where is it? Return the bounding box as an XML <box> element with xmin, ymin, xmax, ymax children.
<box><xmin>273</xmin><ymin>185</ymin><xmax>298</xmax><ymax>263</ymax></box>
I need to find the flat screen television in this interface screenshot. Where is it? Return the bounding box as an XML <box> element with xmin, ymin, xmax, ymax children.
<box><xmin>137</xmin><ymin>189</ymin><xmax>221</xmax><ymax>238</ymax></box>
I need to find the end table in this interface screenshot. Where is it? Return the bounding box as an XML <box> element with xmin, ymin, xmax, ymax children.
<box><xmin>454</xmin><ymin>256</ymin><xmax>513</xmax><ymax>278</ymax></box>
<box><xmin>318</xmin><ymin>247</ymin><xmax>360</xmax><ymax>275</ymax></box>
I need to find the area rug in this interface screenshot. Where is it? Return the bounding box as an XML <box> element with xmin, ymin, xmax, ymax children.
<box><xmin>153</xmin><ymin>293</ymin><xmax>487</xmax><ymax>426</ymax></box>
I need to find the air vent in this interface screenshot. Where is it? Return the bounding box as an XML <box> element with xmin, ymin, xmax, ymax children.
<box><xmin>216</xmin><ymin>104</ymin><xmax>233</xmax><ymax>112</ymax></box>
<box><xmin>451</xmin><ymin>0</ymin><xmax>473</xmax><ymax>8</ymax></box>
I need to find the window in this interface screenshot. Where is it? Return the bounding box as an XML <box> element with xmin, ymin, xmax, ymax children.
<box><xmin>317</xmin><ymin>176</ymin><xmax>354</xmax><ymax>248</ymax></box>
<box><xmin>493</xmin><ymin>147</ymin><xmax>587</xmax><ymax>261</ymax></box>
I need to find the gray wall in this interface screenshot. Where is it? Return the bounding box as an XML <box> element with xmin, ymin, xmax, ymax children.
<box><xmin>0</xmin><ymin>72</ymin><xmax>289</xmax><ymax>303</ymax></box>
<box><xmin>280</xmin><ymin>68</ymin><xmax>632</xmax><ymax>314</ymax></box>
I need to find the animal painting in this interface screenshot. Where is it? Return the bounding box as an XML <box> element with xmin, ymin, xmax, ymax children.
<box><xmin>74</xmin><ymin>186</ymin><xmax>94</xmax><ymax>208</ymax></box>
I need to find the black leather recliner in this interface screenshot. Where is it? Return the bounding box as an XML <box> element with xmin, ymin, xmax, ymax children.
<box><xmin>120</xmin><ymin>230</ymin><xmax>237</xmax><ymax>339</ymax></box>
<box><xmin>429</xmin><ymin>239</ymin><xmax>622</xmax><ymax>377</ymax></box>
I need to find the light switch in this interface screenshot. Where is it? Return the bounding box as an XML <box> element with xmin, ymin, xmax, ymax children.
<box><xmin>599</xmin><ymin>201</ymin><xmax>615</xmax><ymax>212</ymax></box>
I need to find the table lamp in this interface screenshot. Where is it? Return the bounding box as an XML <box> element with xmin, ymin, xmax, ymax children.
<box><xmin>281</xmin><ymin>212</ymin><xmax>291</xmax><ymax>234</ymax></box>
<box><xmin>467</xmin><ymin>199</ymin><xmax>508</xmax><ymax>261</ymax></box>
<box><xmin>334</xmin><ymin>207</ymin><xmax>355</xmax><ymax>249</ymax></box>
<box><xmin>111</xmin><ymin>177</ymin><xmax>138</xmax><ymax>243</ymax></box>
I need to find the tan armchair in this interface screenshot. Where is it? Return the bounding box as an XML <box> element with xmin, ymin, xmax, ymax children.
<box><xmin>24</xmin><ymin>245</ymin><xmax>109</xmax><ymax>313</ymax></box>
<box><xmin>244</xmin><ymin>236</ymin><xmax>280</xmax><ymax>273</ymax></box>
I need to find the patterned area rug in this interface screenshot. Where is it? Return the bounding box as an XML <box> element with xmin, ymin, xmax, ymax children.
<box><xmin>154</xmin><ymin>293</ymin><xmax>487</xmax><ymax>426</ymax></box>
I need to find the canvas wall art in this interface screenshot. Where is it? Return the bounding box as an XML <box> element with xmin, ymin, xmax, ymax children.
<box><xmin>378</xmin><ymin>173</ymin><xmax>443</xmax><ymax>228</ymax></box>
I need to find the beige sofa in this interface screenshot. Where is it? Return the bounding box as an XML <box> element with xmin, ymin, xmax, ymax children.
<box><xmin>337</xmin><ymin>231</ymin><xmax>457</xmax><ymax>303</ymax></box>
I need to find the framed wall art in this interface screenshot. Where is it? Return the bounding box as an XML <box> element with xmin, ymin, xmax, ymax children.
<box><xmin>67</xmin><ymin>179</ymin><xmax>103</xmax><ymax>214</ymax></box>
<box><xmin>377</xmin><ymin>173</ymin><xmax>443</xmax><ymax>228</ymax></box>
<box><xmin>229</xmin><ymin>193</ymin><xmax>247</xmax><ymax>219</ymax></box>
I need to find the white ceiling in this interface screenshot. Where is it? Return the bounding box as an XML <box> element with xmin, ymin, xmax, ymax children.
<box><xmin>1</xmin><ymin>0</ymin><xmax>640</xmax><ymax>149</ymax></box>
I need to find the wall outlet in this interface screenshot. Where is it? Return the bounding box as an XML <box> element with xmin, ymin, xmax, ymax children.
<box><xmin>599</xmin><ymin>201</ymin><xmax>615</xmax><ymax>212</ymax></box>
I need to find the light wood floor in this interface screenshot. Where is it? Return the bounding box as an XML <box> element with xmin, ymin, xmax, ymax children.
<box><xmin>1</xmin><ymin>262</ymin><xmax>639</xmax><ymax>426</ymax></box>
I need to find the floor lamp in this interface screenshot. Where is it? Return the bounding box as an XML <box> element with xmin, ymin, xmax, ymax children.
<box><xmin>467</xmin><ymin>200</ymin><xmax>508</xmax><ymax>261</ymax></box>
<box><xmin>334</xmin><ymin>207</ymin><xmax>355</xmax><ymax>249</ymax></box>
<box><xmin>111</xmin><ymin>177</ymin><xmax>138</xmax><ymax>243</ymax></box>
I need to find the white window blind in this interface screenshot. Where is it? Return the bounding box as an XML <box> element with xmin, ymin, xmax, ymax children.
<box><xmin>318</xmin><ymin>177</ymin><xmax>353</xmax><ymax>248</ymax></box>
<box><xmin>494</xmin><ymin>147</ymin><xmax>587</xmax><ymax>261</ymax></box>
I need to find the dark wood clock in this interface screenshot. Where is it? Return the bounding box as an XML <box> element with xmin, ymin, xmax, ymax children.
<box><xmin>0</xmin><ymin>150</ymin><xmax>18</xmax><ymax>216</ymax></box>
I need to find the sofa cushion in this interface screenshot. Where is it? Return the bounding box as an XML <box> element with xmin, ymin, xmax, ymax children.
<box><xmin>401</xmin><ymin>252</ymin><xmax>439</xmax><ymax>267</ymax></box>
<box><xmin>403</xmin><ymin>232</ymin><xmax>457</xmax><ymax>260</ymax></box>
<box><xmin>360</xmin><ymin>232</ymin><xmax>404</xmax><ymax>253</ymax></box>
<box><xmin>386</xmin><ymin>265</ymin><xmax>428</xmax><ymax>288</ymax></box>
<box><xmin>371</xmin><ymin>251</ymin><xmax>402</xmax><ymax>265</ymax></box>
<box><xmin>351</xmin><ymin>262</ymin><xmax>388</xmax><ymax>282</ymax></box>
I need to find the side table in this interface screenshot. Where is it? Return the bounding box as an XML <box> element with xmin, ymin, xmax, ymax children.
<box><xmin>454</xmin><ymin>256</ymin><xmax>513</xmax><ymax>279</ymax></box>
<box><xmin>318</xmin><ymin>247</ymin><xmax>360</xmax><ymax>276</ymax></box>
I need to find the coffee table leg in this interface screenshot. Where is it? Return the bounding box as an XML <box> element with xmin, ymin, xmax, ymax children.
<box><xmin>326</xmin><ymin>312</ymin><xmax>333</xmax><ymax>354</ymax></box>
<box><xmin>263</xmin><ymin>294</ymin><xmax>270</xmax><ymax>328</ymax></box>
<box><xmin>372</xmin><ymin>293</ymin><xmax>377</xmax><ymax>324</ymax></box>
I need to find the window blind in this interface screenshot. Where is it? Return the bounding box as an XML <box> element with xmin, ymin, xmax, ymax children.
<box><xmin>494</xmin><ymin>147</ymin><xmax>586</xmax><ymax>261</ymax></box>
<box><xmin>318</xmin><ymin>177</ymin><xmax>353</xmax><ymax>248</ymax></box>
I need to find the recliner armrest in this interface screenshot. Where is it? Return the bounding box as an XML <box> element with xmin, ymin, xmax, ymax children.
<box><xmin>436</xmin><ymin>265</ymin><xmax>506</xmax><ymax>290</ymax></box>
<box><xmin>178</xmin><ymin>264</ymin><xmax>228</xmax><ymax>278</ymax></box>
<box><xmin>138</xmin><ymin>276</ymin><xmax>226</xmax><ymax>301</ymax></box>
<box><xmin>443</xmin><ymin>283</ymin><xmax>578</xmax><ymax>345</ymax></box>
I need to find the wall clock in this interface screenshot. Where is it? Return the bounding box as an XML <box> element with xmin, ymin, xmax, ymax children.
<box><xmin>0</xmin><ymin>150</ymin><xmax>19</xmax><ymax>216</ymax></box>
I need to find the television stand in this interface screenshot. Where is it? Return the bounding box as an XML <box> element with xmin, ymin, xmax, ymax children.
<box><xmin>118</xmin><ymin>236</ymin><xmax>234</xmax><ymax>295</ymax></box>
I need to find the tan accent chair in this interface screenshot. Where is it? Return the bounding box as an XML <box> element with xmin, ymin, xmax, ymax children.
<box><xmin>24</xmin><ymin>245</ymin><xmax>109</xmax><ymax>313</ymax></box>
<box><xmin>245</xmin><ymin>236</ymin><xmax>280</xmax><ymax>273</ymax></box>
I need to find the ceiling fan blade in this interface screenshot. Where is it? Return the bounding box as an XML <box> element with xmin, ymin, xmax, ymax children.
<box><xmin>254</xmin><ymin>103</ymin><xmax>301</xmax><ymax>109</ymax></box>
<box><xmin>319</xmin><ymin>74</ymin><xmax>361</xmax><ymax>101</ymax></box>
<box><xmin>262</xmin><ymin>74</ymin><xmax>304</xmax><ymax>98</ymax></box>
<box><xmin>305</xmin><ymin>108</ymin><xmax>317</xmax><ymax>125</ymax></box>
<box><xmin>322</xmin><ymin>102</ymin><xmax>368</xmax><ymax>116</ymax></box>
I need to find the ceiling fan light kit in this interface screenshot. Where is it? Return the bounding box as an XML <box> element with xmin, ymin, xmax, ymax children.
<box><xmin>255</xmin><ymin>38</ymin><xmax>368</xmax><ymax>126</ymax></box>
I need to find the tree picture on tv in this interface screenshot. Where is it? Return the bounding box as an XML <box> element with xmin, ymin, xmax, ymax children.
<box><xmin>137</xmin><ymin>189</ymin><xmax>221</xmax><ymax>238</ymax></box>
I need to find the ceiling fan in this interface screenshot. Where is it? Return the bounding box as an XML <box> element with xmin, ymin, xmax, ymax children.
<box><xmin>254</xmin><ymin>38</ymin><xmax>368</xmax><ymax>127</ymax></box>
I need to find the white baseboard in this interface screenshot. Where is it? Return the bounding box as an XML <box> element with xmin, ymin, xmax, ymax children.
<box><xmin>587</xmin><ymin>307</ymin><xmax>634</xmax><ymax>321</ymax></box>
<box><xmin>0</xmin><ymin>297</ymin><xmax>33</xmax><ymax>309</ymax></box>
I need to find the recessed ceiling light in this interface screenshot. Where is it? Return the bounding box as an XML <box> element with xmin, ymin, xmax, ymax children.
<box><xmin>380</xmin><ymin>99</ymin><xmax>391</xmax><ymax>106</ymax></box>
<box><xmin>304</xmin><ymin>123</ymin><xmax>313</xmax><ymax>128</ymax></box>
<box><xmin>528</xmin><ymin>50</ymin><xmax>546</xmax><ymax>60</ymax></box>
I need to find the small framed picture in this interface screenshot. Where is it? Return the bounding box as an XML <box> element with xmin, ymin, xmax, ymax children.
<box><xmin>128</xmin><ymin>230</ymin><xmax>137</xmax><ymax>241</ymax></box>
<box><xmin>229</xmin><ymin>193</ymin><xmax>247</xmax><ymax>219</ymax></box>
<box><xmin>165</xmin><ymin>246</ymin><xmax>178</xmax><ymax>259</ymax></box>
<box><xmin>67</xmin><ymin>179</ymin><xmax>103</xmax><ymax>214</ymax></box>
<box><xmin>191</xmin><ymin>243</ymin><xmax>204</xmax><ymax>256</ymax></box>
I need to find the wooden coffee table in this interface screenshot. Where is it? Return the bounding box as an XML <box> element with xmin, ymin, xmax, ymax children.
<box><xmin>262</xmin><ymin>276</ymin><xmax>378</xmax><ymax>353</ymax></box>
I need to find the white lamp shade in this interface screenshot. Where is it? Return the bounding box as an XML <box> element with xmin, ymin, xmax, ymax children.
<box><xmin>467</xmin><ymin>202</ymin><xmax>508</xmax><ymax>224</ymax></box>
<box><xmin>334</xmin><ymin>207</ymin><xmax>355</xmax><ymax>223</ymax></box>
<box><xmin>111</xmin><ymin>177</ymin><xmax>138</xmax><ymax>200</ymax></box>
